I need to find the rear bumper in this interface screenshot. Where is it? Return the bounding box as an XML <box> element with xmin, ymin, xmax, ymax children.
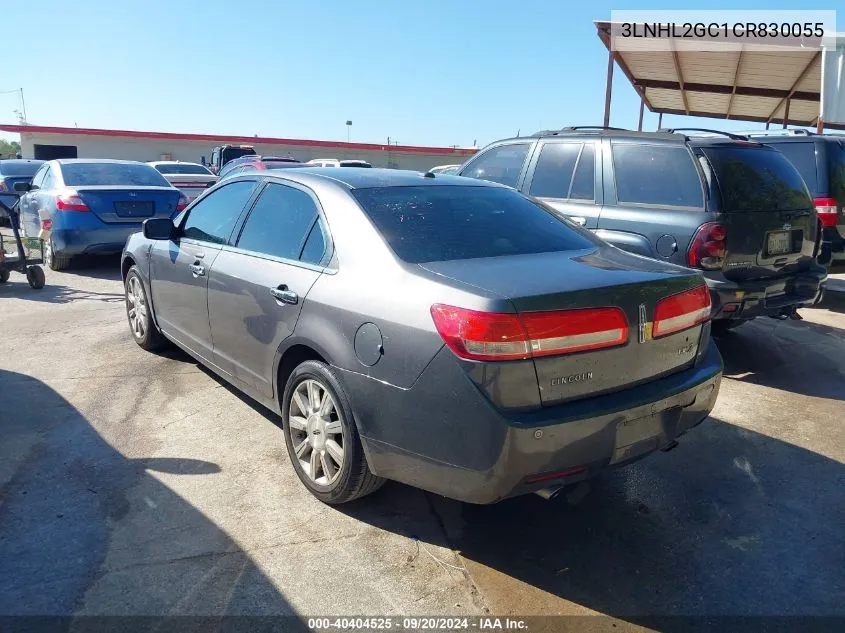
<box><xmin>704</xmin><ymin>267</ymin><xmax>827</xmax><ymax>320</ymax></box>
<box><xmin>824</xmin><ymin>227</ymin><xmax>845</xmax><ymax>263</ymax></box>
<box><xmin>51</xmin><ymin>214</ymin><xmax>143</xmax><ymax>256</ymax></box>
<box><xmin>342</xmin><ymin>342</ymin><xmax>722</xmax><ymax>504</ymax></box>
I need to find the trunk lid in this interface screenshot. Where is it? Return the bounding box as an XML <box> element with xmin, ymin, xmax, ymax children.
<box><xmin>72</xmin><ymin>186</ymin><xmax>181</xmax><ymax>224</ymax></box>
<box><xmin>421</xmin><ymin>246</ymin><xmax>709</xmax><ymax>406</ymax></box>
<box><xmin>699</xmin><ymin>145</ymin><xmax>818</xmax><ymax>282</ymax></box>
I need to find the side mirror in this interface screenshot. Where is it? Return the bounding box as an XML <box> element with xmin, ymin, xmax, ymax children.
<box><xmin>143</xmin><ymin>217</ymin><xmax>176</xmax><ymax>241</ymax></box>
<box><xmin>14</xmin><ymin>182</ymin><xmax>32</xmax><ymax>193</ymax></box>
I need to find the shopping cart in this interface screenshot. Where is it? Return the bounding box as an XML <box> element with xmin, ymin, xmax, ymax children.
<box><xmin>0</xmin><ymin>192</ymin><xmax>46</xmax><ymax>289</ymax></box>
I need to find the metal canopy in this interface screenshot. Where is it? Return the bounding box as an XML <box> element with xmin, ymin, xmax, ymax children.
<box><xmin>595</xmin><ymin>21</ymin><xmax>844</xmax><ymax>131</ymax></box>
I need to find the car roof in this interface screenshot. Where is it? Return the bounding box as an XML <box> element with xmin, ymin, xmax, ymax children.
<box><xmin>54</xmin><ymin>158</ymin><xmax>151</xmax><ymax>165</ymax></box>
<box><xmin>492</xmin><ymin>127</ymin><xmax>771</xmax><ymax>148</ymax></box>
<box><xmin>259</xmin><ymin>167</ymin><xmax>498</xmax><ymax>190</ymax></box>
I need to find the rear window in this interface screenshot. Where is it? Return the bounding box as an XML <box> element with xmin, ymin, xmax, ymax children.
<box><xmin>351</xmin><ymin>185</ymin><xmax>595</xmax><ymax>263</ymax></box>
<box><xmin>154</xmin><ymin>163</ymin><xmax>212</xmax><ymax>175</ymax></box>
<box><xmin>767</xmin><ymin>142</ymin><xmax>817</xmax><ymax>193</ymax></box>
<box><xmin>828</xmin><ymin>141</ymin><xmax>845</xmax><ymax>204</ymax></box>
<box><xmin>61</xmin><ymin>162</ymin><xmax>170</xmax><ymax>187</ymax></box>
<box><xmin>263</xmin><ymin>162</ymin><xmax>309</xmax><ymax>170</ymax></box>
<box><xmin>0</xmin><ymin>161</ymin><xmax>43</xmax><ymax>177</ymax></box>
<box><xmin>340</xmin><ymin>161</ymin><xmax>372</xmax><ymax>167</ymax></box>
<box><xmin>702</xmin><ymin>147</ymin><xmax>813</xmax><ymax>212</ymax></box>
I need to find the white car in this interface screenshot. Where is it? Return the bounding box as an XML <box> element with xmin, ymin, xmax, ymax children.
<box><xmin>147</xmin><ymin>161</ymin><xmax>217</xmax><ymax>201</ymax></box>
<box><xmin>305</xmin><ymin>158</ymin><xmax>372</xmax><ymax>168</ymax></box>
<box><xmin>428</xmin><ymin>164</ymin><xmax>462</xmax><ymax>175</ymax></box>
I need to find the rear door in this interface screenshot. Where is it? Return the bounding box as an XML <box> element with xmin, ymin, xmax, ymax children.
<box><xmin>208</xmin><ymin>181</ymin><xmax>328</xmax><ymax>397</ymax></box>
<box><xmin>597</xmin><ymin>140</ymin><xmax>706</xmax><ymax>264</ymax></box>
<box><xmin>521</xmin><ymin>139</ymin><xmax>602</xmax><ymax>228</ymax></box>
<box><xmin>699</xmin><ymin>145</ymin><xmax>817</xmax><ymax>280</ymax></box>
<box><xmin>150</xmin><ymin>179</ymin><xmax>258</xmax><ymax>361</ymax></box>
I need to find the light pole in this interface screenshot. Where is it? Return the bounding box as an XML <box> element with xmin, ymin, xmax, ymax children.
<box><xmin>346</xmin><ymin>120</ymin><xmax>352</xmax><ymax>143</ymax></box>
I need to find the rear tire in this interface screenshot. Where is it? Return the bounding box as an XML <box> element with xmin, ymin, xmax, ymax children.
<box><xmin>711</xmin><ymin>319</ymin><xmax>746</xmax><ymax>335</ymax></box>
<box><xmin>125</xmin><ymin>266</ymin><xmax>167</xmax><ymax>351</ymax></box>
<box><xmin>45</xmin><ymin>239</ymin><xmax>71</xmax><ymax>271</ymax></box>
<box><xmin>0</xmin><ymin>270</ymin><xmax>9</xmax><ymax>283</ymax></box>
<box><xmin>282</xmin><ymin>360</ymin><xmax>384</xmax><ymax>504</ymax></box>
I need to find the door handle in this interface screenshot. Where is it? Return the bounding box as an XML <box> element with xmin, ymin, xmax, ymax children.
<box><xmin>270</xmin><ymin>285</ymin><xmax>298</xmax><ymax>305</ymax></box>
<box><xmin>194</xmin><ymin>251</ymin><xmax>205</xmax><ymax>259</ymax></box>
<box><xmin>569</xmin><ymin>216</ymin><xmax>587</xmax><ymax>226</ymax></box>
<box><xmin>189</xmin><ymin>263</ymin><xmax>205</xmax><ymax>277</ymax></box>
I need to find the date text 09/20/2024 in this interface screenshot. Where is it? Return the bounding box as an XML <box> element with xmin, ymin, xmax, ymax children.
<box><xmin>308</xmin><ymin>617</ymin><xmax>529</xmax><ymax>631</ymax></box>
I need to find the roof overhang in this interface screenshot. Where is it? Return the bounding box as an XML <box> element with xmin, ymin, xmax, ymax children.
<box><xmin>595</xmin><ymin>21</ymin><xmax>845</xmax><ymax>131</ymax></box>
<box><xmin>0</xmin><ymin>124</ymin><xmax>478</xmax><ymax>157</ymax></box>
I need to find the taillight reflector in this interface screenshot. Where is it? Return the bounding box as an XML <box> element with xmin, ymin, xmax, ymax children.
<box><xmin>56</xmin><ymin>192</ymin><xmax>90</xmax><ymax>212</ymax></box>
<box><xmin>176</xmin><ymin>194</ymin><xmax>189</xmax><ymax>212</ymax></box>
<box><xmin>430</xmin><ymin>304</ymin><xmax>628</xmax><ymax>362</ymax></box>
<box><xmin>0</xmin><ymin>181</ymin><xmax>6</xmax><ymax>192</ymax></box>
<box><xmin>815</xmin><ymin>197</ymin><xmax>838</xmax><ymax>228</ymax></box>
<box><xmin>653</xmin><ymin>285</ymin><xmax>712</xmax><ymax>338</ymax></box>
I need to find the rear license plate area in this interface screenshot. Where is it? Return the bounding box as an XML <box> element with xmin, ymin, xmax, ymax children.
<box><xmin>610</xmin><ymin>409</ymin><xmax>678</xmax><ymax>464</ymax></box>
<box><xmin>114</xmin><ymin>201</ymin><xmax>153</xmax><ymax>217</ymax></box>
<box><xmin>766</xmin><ymin>230</ymin><xmax>801</xmax><ymax>256</ymax></box>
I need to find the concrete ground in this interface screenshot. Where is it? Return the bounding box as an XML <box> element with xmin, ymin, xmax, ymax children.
<box><xmin>1</xmin><ymin>257</ymin><xmax>844</xmax><ymax>624</ymax></box>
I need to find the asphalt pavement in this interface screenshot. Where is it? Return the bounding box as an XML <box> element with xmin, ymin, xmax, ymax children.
<box><xmin>1</xmin><ymin>257</ymin><xmax>844</xmax><ymax>626</ymax></box>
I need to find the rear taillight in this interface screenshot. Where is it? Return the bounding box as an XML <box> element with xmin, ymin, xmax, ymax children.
<box><xmin>176</xmin><ymin>194</ymin><xmax>189</xmax><ymax>212</ymax></box>
<box><xmin>0</xmin><ymin>181</ymin><xmax>6</xmax><ymax>192</ymax></box>
<box><xmin>653</xmin><ymin>285</ymin><xmax>712</xmax><ymax>338</ymax></box>
<box><xmin>56</xmin><ymin>192</ymin><xmax>90</xmax><ymax>212</ymax></box>
<box><xmin>688</xmin><ymin>222</ymin><xmax>726</xmax><ymax>270</ymax></box>
<box><xmin>814</xmin><ymin>197</ymin><xmax>838</xmax><ymax>228</ymax></box>
<box><xmin>430</xmin><ymin>304</ymin><xmax>628</xmax><ymax>362</ymax></box>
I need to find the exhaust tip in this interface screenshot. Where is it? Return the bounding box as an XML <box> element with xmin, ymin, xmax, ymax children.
<box><xmin>535</xmin><ymin>486</ymin><xmax>564</xmax><ymax>500</ymax></box>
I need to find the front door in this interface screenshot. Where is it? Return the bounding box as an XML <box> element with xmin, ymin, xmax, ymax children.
<box><xmin>149</xmin><ymin>179</ymin><xmax>258</xmax><ymax>362</ymax></box>
<box><xmin>209</xmin><ymin>181</ymin><xmax>328</xmax><ymax>398</ymax></box>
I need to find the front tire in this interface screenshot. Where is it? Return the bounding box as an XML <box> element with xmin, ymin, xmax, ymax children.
<box><xmin>125</xmin><ymin>266</ymin><xmax>167</xmax><ymax>351</ymax></box>
<box><xmin>282</xmin><ymin>360</ymin><xmax>384</xmax><ymax>504</ymax></box>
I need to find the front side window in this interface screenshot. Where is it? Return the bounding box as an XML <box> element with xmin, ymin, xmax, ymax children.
<box><xmin>460</xmin><ymin>143</ymin><xmax>530</xmax><ymax>188</ymax></box>
<box><xmin>181</xmin><ymin>180</ymin><xmax>256</xmax><ymax>244</ymax></box>
<box><xmin>612</xmin><ymin>143</ymin><xmax>703</xmax><ymax>208</ymax></box>
<box><xmin>236</xmin><ymin>182</ymin><xmax>321</xmax><ymax>262</ymax></box>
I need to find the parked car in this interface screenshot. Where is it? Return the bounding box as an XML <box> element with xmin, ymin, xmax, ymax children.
<box><xmin>748</xmin><ymin>130</ymin><xmax>845</xmax><ymax>267</ymax></box>
<box><xmin>305</xmin><ymin>158</ymin><xmax>372</xmax><ymax>168</ymax></box>
<box><xmin>428</xmin><ymin>164</ymin><xmax>462</xmax><ymax>175</ymax></box>
<box><xmin>205</xmin><ymin>144</ymin><xmax>257</xmax><ymax>174</ymax></box>
<box><xmin>218</xmin><ymin>156</ymin><xmax>303</xmax><ymax>180</ymax></box>
<box><xmin>148</xmin><ymin>161</ymin><xmax>217</xmax><ymax>201</ymax></box>
<box><xmin>18</xmin><ymin>159</ymin><xmax>187</xmax><ymax>270</ymax></box>
<box><xmin>458</xmin><ymin>127</ymin><xmax>827</xmax><ymax>333</ymax></box>
<box><xmin>0</xmin><ymin>159</ymin><xmax>43</xmax><ymax>226</ymax></box>
<box><xmin>121</xmin><ymin>168</ymin><xmax>722</xmax><ymax>505</ymax></box>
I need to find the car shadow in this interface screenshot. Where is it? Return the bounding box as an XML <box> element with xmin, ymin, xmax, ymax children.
<box><xmin>713</xmin><ymin>318</ymin><xmax>845</xmax><ymax>401</ymax></box>
<box><xmin>60</xmin><ymin>254</ymin><xmax>123</xmax><ymax>280</ymax></box>
<box><xmin>340</xmin><ymin>416</ymin><xmax>845</xmax><ymax>623</ymax></box>
<box><xmin>0</xmin><ymin>278</ymin><xmax>124</xmax><ymax>304</ymax></box>
<box><xmin>0</xmin><ymin>369</ymin><xmax>297</xmax><ymax>617</ymax></box>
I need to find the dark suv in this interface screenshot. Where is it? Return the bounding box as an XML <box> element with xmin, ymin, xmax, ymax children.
<box><xmin>457</xmin><ymin>127</ymin><xmax>827</xmax><ymax>332</ymax></box>
<box><xmin>750</xmin><ymin>130</ymin><xmax>845</xmax><ymax>267</ymax></box>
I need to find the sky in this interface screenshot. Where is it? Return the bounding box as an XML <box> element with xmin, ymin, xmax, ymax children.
<box><xmin>1</xmin><ymin>0</ymin><xmax>842</xmax><ymax>148</ymax></box>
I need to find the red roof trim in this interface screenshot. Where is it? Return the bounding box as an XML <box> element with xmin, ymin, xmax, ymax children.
<box><xmin>0</xmin><ymin>124</ymin><xmax>478</xmax><ymax>156</ymax></box>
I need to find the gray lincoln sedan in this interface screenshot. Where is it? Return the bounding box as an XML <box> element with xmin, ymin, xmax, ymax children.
<box><xmin>121</xmin><ymin>168</ymin><xmax>723</xmax><ymax>505</ymax></box>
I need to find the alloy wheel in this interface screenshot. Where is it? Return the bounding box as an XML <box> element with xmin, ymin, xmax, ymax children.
<box><xmin>126</xmin><ymin>276</ymin><xmax>148</xmax><ymax>340</ymax></box>
<box><xmin>288</xmin><ymin>379</ymin><xmax>345</xmax><ymax>485</ymax></box>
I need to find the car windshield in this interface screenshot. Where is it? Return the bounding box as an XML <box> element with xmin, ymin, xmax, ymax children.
<box><xmin>701</xmin><ymin>146</ymin><xmax>813</xmax><ymax>212</ymax></box>
<box><xmin>0</xmin><ymin>161</ymin><xmax>43</xmax><ymax>176</ymax></box>
<box><xmin>154</xmin><ymin>163</ymin><xmax>212</xmax><ymax>175</ymax></box>
<box><xmin>351</xmin><ymin>185</ymin><xmax>596</xmax><ymax>263</ymax></box>
<box><xmin>61</xmin><ymin>162</ymin><xmax>171</xmax><ymax>187</ymax></box>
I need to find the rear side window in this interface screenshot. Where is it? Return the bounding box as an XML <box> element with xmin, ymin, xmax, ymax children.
<box><xmin>612</xmin><ymin>144</ymin><xmax>703</xmax><ymax>208</ymax></box>
<box><xmin>237</xmin><ymin>182</ymin><xmax>320</xmax><ymax>262</ymax></box>
<box><xmin>828</xmin><ymin>142</ymin><xmax>845</xmax><ymax>204</ymax></box>
<box><xmin>529</xmin><ymin>143</ymin><xmax>595</xmax><ymax>201</ymax></box>
<box><xmin>182</xmin><ymin>180</ymin><xmax>256</xmax><ymax>244</ymax></box>
<box><xmin>351</xmin><ymin>185</ymin><xmax>596</xmax><ymax>263</ymax></box>
<box><xmin>768</xmin><ymin>142</ymin><xmax>817</xmax><ymax>194</ymax></box>
<box><xmin>460</xmin><ymin>143</ymin><xmax>529</xmax><ymax>188</ymax></box>
<box><xmin>702</xmin><ymin>147</ymin><xmax>813</xmax><ymax>212</ymax></box>
<box><xmin>61</xmin><ymin>162</ymin><xmax>170</xmax><ymax>187</ymax></box>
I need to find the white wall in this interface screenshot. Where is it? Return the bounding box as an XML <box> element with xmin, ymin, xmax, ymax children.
<box><xmin>18</xmin><ymin>132</ymin><xmax>473</xmax><ymax>172</ymax></box>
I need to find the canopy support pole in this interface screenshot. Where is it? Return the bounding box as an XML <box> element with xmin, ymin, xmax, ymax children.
<box><xmin>603</xmin><ymin>48</ymin><xmax>614</xmax><ymax>128</ymax></box>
